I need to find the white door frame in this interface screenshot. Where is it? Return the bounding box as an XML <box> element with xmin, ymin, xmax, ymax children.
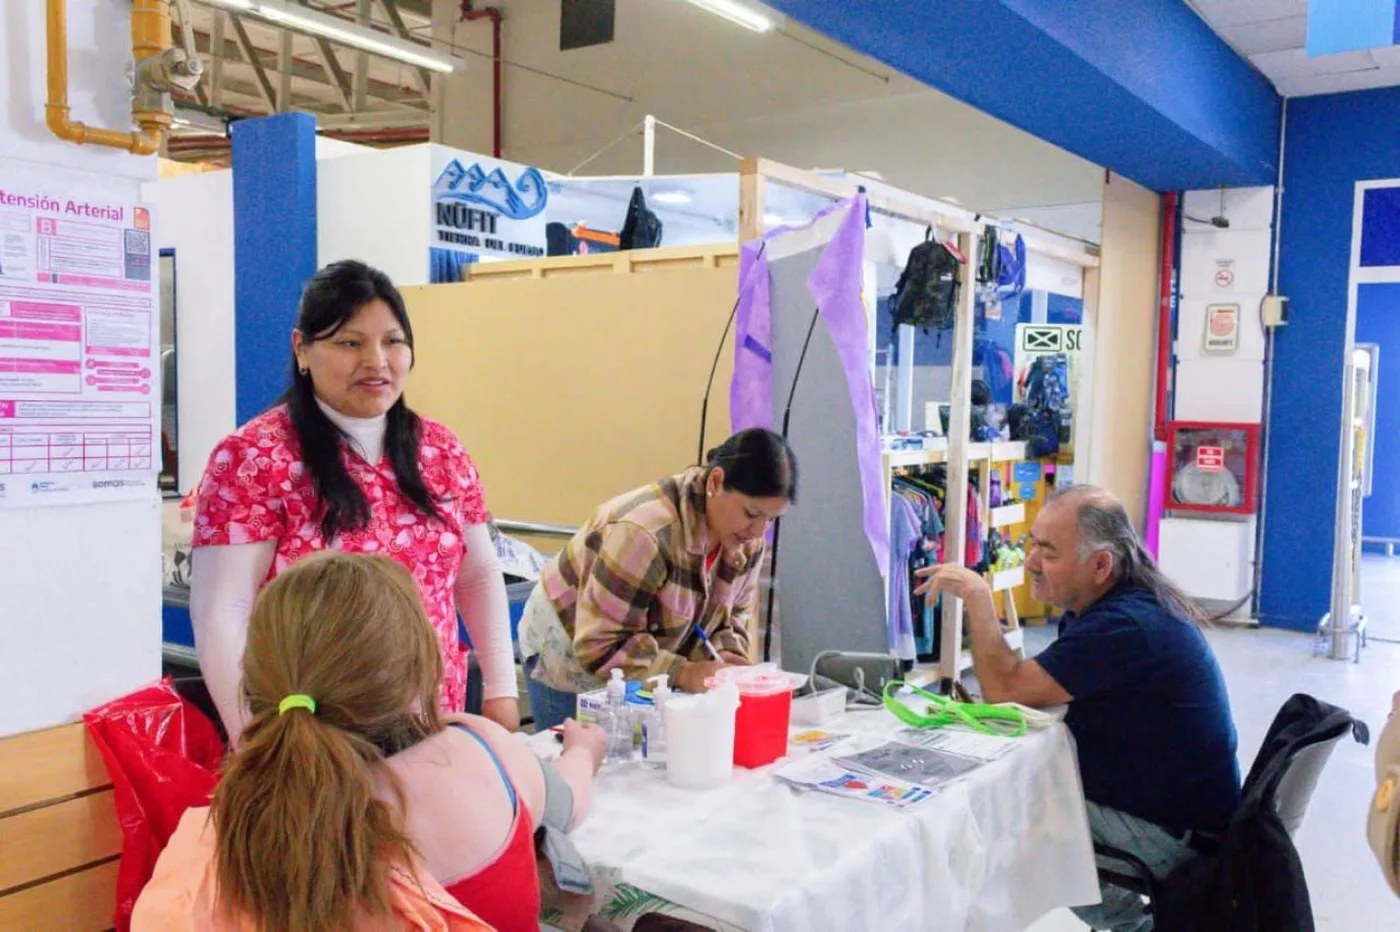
<box><xmin>1331</xmin><ymin>179</ymin><xmax>1400</xmax><ymax>656</ymax></box>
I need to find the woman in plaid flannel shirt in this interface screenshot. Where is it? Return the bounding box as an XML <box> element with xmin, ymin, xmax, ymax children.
<box><xmin>519</xmin><ymin>429</ymin><xmax>798</xmax><ymax>729</ymax></box>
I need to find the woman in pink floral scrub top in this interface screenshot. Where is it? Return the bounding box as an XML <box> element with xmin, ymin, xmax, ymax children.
<box><xmin>189</xmin><ymin>261</ymin><xmax>519</xmax><ymax>741</ymax></box>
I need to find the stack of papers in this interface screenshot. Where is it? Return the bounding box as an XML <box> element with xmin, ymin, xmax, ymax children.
<box><xmin>774</xmin><ymin>735</ymin><xmax>995</xmax><ymax>811</ymax></box>
<box><xmin>896</xmin><ymin>727</ymin><xmax>1020</xmax><ymax>762</ymax></box>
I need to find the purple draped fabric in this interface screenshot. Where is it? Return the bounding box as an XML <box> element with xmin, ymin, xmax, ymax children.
<box><xmin>729</xmin><ymin>195</ymin><xmax>889</xmax><ymax>577</ymax></box>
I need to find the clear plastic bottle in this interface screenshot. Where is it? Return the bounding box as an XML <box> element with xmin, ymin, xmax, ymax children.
<box><xmin>641</xmin><ymin>674</ymin><xmax>673</xmax><ymax>767</ymax></box>
<box><xmin>599</xmin><ymin>668</ymin><xmax>633</xmax><ymax>764</ymax></box>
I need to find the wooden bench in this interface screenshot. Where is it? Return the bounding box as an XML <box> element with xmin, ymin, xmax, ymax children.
<box><xmin>0</xmin><ymin>723</ymin><xmax>122</xmax><ymax>931</ymax></box>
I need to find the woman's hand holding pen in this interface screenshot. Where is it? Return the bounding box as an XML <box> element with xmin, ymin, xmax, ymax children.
<box><xmin>675</xmin><ymin>661</ymin><xmax>729</xmax><ymax>694</ymax></box>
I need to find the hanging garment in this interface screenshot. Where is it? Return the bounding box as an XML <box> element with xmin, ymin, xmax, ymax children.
<box><xmin>731</xmin><ymin>195</ymin><xmax>888</xmax><ymax>578</ymax></box>
<box><xmin>892</xmin><ymin>478</ymin><xmax>949</xmax><ymax>660</ymax></box>
<box><xmin>888</xmin><ymin>493</ymin><xmax>921</xmax><ymax>662</ymax></box>
<box><xmin>965</xmin><ymin>484</ymin><xmax>984</xmax><ymax>569</ymax></box>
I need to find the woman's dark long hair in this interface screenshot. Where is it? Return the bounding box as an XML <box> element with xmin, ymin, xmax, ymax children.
<box><xmin>285</xmin><ymin>260</ymin><xmax>441</xmax><ymax>541</ymax></box>
<box><xmin>706</xmin><ymin>428</ymin><xmax>798</xmax><ymax>502</ymax></box>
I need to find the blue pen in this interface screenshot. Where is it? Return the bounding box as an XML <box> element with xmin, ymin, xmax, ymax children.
<box><xmin>692</xmin><ymin>622</ymin><xmax>723</xmax><ymax>661</ymax></box>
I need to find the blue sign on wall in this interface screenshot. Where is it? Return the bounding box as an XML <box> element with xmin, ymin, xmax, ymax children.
<box><xmin>430</xmin><ymin>149</ymin><xmax>548</xmax><ymax>264</ymax></box>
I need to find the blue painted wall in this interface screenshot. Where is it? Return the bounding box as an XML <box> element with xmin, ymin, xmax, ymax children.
<box><xmin>1356</xmin><ymin>284</ymin><xmax>1400</xmax><ymax>542</ymax></box>
<box><xmin>1261</xmin><ymin>87</ymin><xmax>1400</xmax><ymax>630</ymax></box>
<box><xmin>231</xmin><ymin>113</ymin><xmax>318</xmax><ymax>424</ymax></box>
<box><xmin>766</xmin><ymin>0</ymin><xmax>1280</xmax><ymax>192</ymax></box>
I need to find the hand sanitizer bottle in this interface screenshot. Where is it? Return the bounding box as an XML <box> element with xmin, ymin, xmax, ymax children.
<box><xmin>641</xmin><ymin>674</ymin><xmax>673</xmax><ymax>766</ymax></box>
<box><xmin>601</xmin><ymin>668</ymin><xmax>633</xmax><ymax>764</ymax></box>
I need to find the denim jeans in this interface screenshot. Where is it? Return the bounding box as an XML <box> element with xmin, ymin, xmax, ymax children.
<box><xmin>1074</xmin><ymin>801</ymin><xmax>1200</xmax><ymax>932</ymax></box>
<box><xmin>523</xmin><ymin>654</ymin><xmax>579</xmax><ymax>731</ymax></box>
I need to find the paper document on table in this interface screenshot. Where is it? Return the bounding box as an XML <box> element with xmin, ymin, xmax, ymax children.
<box><xmin>773</xmin><ymin>754</ymin><xmax>935</xmax><ymax>810</ymax></box>
<box><xmin>833</xmin><ymin>741</ymin><xmax>984</xmax><ymax>788</ymax></box>
<box><xmin>788</xmin><ymin>729</ymin><xmax>853</xmax><ymax>755</ymax></box>
<box><xmin>897</xmin><ymin>727</ymin><xmax>1020</xmax><ymax>762</ymax></box>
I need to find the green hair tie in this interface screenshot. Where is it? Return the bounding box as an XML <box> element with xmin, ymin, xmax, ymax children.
<box><xmin>278</xmin><ymin>694</ymin><xmax>317</xmax><ymax>716</ymax></box>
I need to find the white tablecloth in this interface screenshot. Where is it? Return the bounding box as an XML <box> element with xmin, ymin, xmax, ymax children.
<box><xmin>530</xmin><ymin>710</ymin><xmax>1099</xmax><ymax>932</ymax></box>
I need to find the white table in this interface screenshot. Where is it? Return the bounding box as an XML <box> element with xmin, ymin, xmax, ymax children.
<box><xmin>530</xmin><ymin>710</ymin><xmax>1100</xmax><ymax>932</ymax></box>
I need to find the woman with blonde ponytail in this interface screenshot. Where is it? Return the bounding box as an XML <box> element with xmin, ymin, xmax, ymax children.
<box><xmin>134</xmin><ymin>552</ymin><xmax>605</xmax><ymax>932</ymax></box>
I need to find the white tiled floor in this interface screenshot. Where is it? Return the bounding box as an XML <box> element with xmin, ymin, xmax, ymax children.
<box><xmin>1019</xmin><ymin>574</ymin><xmax>1400</xmax><ymax>930</ymax></box>
<box><xmin>1362</xmin><ymin>553</ymin><xmax>1400</xmax><ymax>642</ymax></box>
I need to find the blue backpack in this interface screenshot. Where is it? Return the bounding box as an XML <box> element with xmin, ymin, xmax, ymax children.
<box><xmin>1015</xmin><ymin>353</ymin><xmax>1071</xmax><ymax>458</ymax></box>
<box><xmin>1024</xmin><ymin>354</ymin><xmax>1070</xmax><ymax>411</ymax></box>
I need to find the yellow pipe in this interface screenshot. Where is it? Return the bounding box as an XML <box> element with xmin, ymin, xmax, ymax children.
<box><xmin>46</xmin><ymin>0</ymin><xmax>172</xmax><ymax>155</ymax></box>
<box><xmin>131</xmin><ymin>0</ymin><xmax>170</xmax><ymax>61</ymax></box>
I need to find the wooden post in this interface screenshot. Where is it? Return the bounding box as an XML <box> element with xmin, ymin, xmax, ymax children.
<box><xmin>1076</xmin><ymin>262</ymin><xmax>1101</xmax><ymax>478</ymax></box>
<box><xmin>938</xmin><ymin>229</ymin><xmax>980</xmax><ymax>689</ymax></box>
<box><xmin>738</xmin><ymin>157</ymin><xmax>767</xmax><ymax>244</ymax></box>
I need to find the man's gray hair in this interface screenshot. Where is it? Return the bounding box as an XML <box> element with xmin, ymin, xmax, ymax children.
<box><xmin>1057</xmin><ymin>485</ymin><xmax>1207</xmax><ymax>625</ymax></box>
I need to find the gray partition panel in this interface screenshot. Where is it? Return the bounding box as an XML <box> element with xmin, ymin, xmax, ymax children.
<box><xmin>767</xmin><ymin>248</ymin><xmax>888</xmax><ymax>676</ymax></box>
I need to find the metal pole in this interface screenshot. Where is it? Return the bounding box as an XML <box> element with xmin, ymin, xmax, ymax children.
<box><xmin>894</xmin><ymin>324</ymin><xmax>915</xmax><ymax>432</ymax></box>
<box><xmin>643</xmin><ymin>113</ymin><xmax>656</xmax><ymax>176</ymax></box>
<box><xmin>277</xmin><ymin>30</ymin><xmax>292</xmax><ymax>112</ymax></box>
<box><xmin>1328</xmin><ymin>354</ymin><xmax>1358</xmax><ymax>659</ymax></box>
<box><xmin>352</xmin><ymin>0</ymin><xmax>370</xmax><ymax>111</ymax></box>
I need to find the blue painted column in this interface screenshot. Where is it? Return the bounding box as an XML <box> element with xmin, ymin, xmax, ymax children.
<box><xmin>231</xmin><ymin>113</ymin><xmax>318</xmax><ymax>424</ymax></box>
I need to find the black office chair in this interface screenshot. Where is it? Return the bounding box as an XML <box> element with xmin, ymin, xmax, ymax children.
<box><xmin>1091</xmin><ymin>694</ymin><xmax>1365</xmax><ymax>930</ymax></box>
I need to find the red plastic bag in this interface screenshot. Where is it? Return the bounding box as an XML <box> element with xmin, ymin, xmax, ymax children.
<box><xmin>83</xmin><ymin>677</ymin><xmax>226</xmax><ymax>931</ymax></box>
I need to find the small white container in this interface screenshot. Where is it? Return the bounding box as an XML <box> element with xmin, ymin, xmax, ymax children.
<box><xmin>791</xmin><ymin>686</ymin><xmax>847</xmax><ymax>726</ymax></box>
<box><xmin>664</xmin><ymin>681</ymin><xmax>740</xmax><ymax>789</ymax></box>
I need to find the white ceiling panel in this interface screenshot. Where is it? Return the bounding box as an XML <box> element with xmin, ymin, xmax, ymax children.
<box><xmin>1251</xmin><ymin>48</ymin><xmax>1379</xmax><ymax>79</ymax></box>
<box><xmin>1191</xmin><ymin>0</ymin><xmax>1400</xmax><ymax>96</ymax></box>
<box><xmin>1218</xmin><ymin>16</ymin><xmax>1307</xmax><ymax>55</ymax></box>
<box><xmin>1189</xmin><ymin>0</ymin><xmax>1307</xmax><ymax>30</ymax></box>
<box><xmin>1369</xmin><ymin>45</ymin><xmax>1400</xmax><ymax>68</ymax></box>
<box><xmin>1273</xmin><ymin>67</ymin><xmax>1400</xmax><ymax>98</ymax></box>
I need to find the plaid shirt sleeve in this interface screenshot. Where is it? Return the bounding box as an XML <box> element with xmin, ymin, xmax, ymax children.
<box><xmin>571</xmin><ymin>522</ymin><xmax>682</xmax><ymax>681</ymax></box>
<box><xmin>712</xmin><ymin>551</ymin><xmax>762</xmax><ymax>660</ymax></box>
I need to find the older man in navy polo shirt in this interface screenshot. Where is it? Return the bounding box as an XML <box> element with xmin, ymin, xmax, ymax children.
<box><xmin>919</xmin><ymin>485</ymin><xmax>1239</xmax><ymax>932</ymax></box>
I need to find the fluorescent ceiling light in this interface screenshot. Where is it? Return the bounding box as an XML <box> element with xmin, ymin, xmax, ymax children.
<box><xmin>197</xmin><ymin>0</ymin><xmax>464</xmax><ymax>73</ymax></box>
<box><xmin>651</xmin><ymin>189</ymin><xmax>693</xmax><ymax>205</ymax></box>
<box><xmin>679</xmin><ymin>0</ymin><xmax>778</xmax><ymax>34</ymax></box>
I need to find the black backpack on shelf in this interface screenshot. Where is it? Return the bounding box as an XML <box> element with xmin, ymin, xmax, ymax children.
<box><xmin>619</xmin><ymin>187</ymin><xmax>663</xmax><ymax>250</ymax></box>
<box><xmin>892</xmin><ymin>227</ymin><xmax>962</xmax><ymax>335</ymax></box>
<box><xmin>977</xmin><ymin>225</ymin><xmax>1001</xmax><ymax>287</ymax></box>
<box><xmin>1007</xmin><ymin>403</ymin><xmax>1060</xmax><ymax>459</ymax></box>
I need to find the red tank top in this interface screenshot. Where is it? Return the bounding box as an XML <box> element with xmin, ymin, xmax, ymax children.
<box><xmin>443</xmin><ymin>725</ymin><xmax>541</xmax><ymax>932</ymax></box>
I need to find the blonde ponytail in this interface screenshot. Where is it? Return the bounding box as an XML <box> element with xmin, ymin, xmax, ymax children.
<box><xmin>211</xmin><ymin>551</ymin><xmax>444</xmax><ymax>932</ymax></box>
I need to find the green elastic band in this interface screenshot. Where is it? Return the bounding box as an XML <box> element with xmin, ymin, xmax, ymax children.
<box><xmin>278</xmin><ymin>694</ymin><xmax>317</xmax><ymax>716</ymax></box>
<box><xmin>882</xmin><ymin>680</ymin><xmax>1027</xmax><ymax>737</ymax></box>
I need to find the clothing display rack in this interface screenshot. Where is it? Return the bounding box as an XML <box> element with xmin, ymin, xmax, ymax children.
<box><xmin>733</xmin><ymin>158</ymin><xmax>1098</xmax><ymax>690</ymax></box>
<box><xmin>883</xmin><ymin>442</ymin><xmax>1031</xmax><ymax>678</ymax></box>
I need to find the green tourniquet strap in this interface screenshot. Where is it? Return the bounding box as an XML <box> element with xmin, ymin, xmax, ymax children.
<box><xmin>882</xmin><ymin>680</ymin><xmax>1028</xmax><ymax>737</ymax></box>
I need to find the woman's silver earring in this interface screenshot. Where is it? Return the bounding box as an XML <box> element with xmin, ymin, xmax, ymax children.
<box><xmin>298</xmin><ymin>367</ymin><xmax>309</xmax><ymax>376</ymax></box>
